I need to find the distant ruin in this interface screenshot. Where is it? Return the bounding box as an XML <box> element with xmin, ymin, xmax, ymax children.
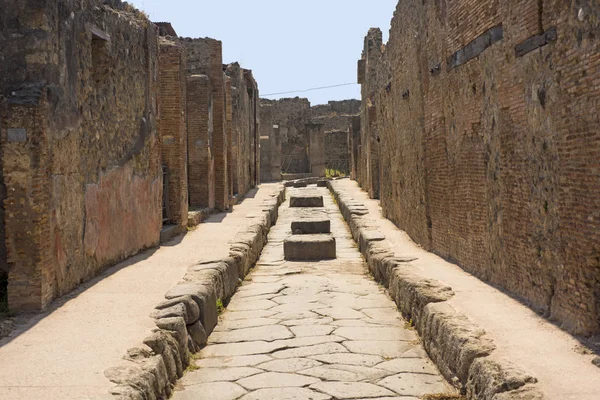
<box><xmin>259</xmin><ymin>98</ymin><xmax>360</xmax><ymax>181</ymax></box>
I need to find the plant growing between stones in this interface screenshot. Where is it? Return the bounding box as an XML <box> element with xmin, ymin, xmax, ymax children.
<box><xmin>216</xmin><ymin>299</ymin><xmax>224</xmax><ymax>315</ymax></box>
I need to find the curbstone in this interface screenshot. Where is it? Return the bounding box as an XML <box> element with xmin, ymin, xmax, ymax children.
<box><xmin>154</xmin><ymin>295</ymin><xmax>200</xmax><ymax>325</ymax></box>
<box><xmin>466</xmin><ymin>355</ymin><xmax>539</xmax><ymax>400</ymax></box>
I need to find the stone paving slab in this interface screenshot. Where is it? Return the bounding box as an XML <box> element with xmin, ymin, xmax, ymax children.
<box><xmin>173</xmin><ymin>187</ymin><xmax>455</xmax><ymax>400</ymax></box>
<box><xmin>0</xmin><ymin>184</ymin><xmax>284</xmax><ymax>400</ymax></box>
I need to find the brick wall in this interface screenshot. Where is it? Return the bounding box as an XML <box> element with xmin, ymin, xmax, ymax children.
<box><xmin>158</xmin><ymin>38</ymin><xmax>188</xmax><ymax>230</ymax></box>
<box><xmin>184</xmin><ymin>38</ymin><xmax>229</xmax><ymax>211</ymax></box>
<box><xmin>225</xmin><ymin>63</ymin><xmax>260</xmax><ymax>196</ymax></box>
<box><xmin>187</xmin><ymin>75</ymin><xmax>215</xmax><ymax>209</ymax></box>
<box><xmin>359</xmin><ymin>0</ymin><xmax>600</xmax><ymax>335</ymax></box>
<box><xmin>0</xmin><ymin>0</ymin><xmax>161</xmax><ymax>311</ymax></box>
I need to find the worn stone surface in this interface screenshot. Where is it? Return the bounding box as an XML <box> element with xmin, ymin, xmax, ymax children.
<box><xmin>291</xmin><ymin>219</ymin><xmax>331</xmax><ymax>234</ymax></box>
<box><xmin>172</xmin><ymin>187</ymin><xmax>454</xmax><ymax>400</ymax></box>
<box><xmin>289</xmin><ymin>194</ymin><xmax>324</xmax><ymax>208</ymax></box>
<box><xmin>284</xmin><ymin>235</ymin><xmax>336</xmax><ymax>261</ymax></box>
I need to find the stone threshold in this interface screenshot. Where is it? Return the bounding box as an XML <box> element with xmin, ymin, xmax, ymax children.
<box><xmin>105</xmin><ymin>185</ymin><xmax>286</xmax><ymax>399</ymax></box>
<box><xmin>327</xmin><ymin>179</ymin><xmax>545</xmax><ymax>400</ymax></box>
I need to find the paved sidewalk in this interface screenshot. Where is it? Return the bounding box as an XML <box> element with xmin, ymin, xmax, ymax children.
<box><xmin>173</xmin><ymin>187</ymin><xmax>456</xmax><ymax>400</ymax></box>
<box><xmin>0</xmin><ymin>183</ymin><xmax>283</xmax><ymax>400</ymax></box>
<box><xmin>334</xmin><ymin>179</ymin><xmax>600</xmax><ymax>400</ymax></box>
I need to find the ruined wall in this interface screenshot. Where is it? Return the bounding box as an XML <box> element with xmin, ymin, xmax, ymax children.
<box><xmin>260</xmin><ymin>97</ymin><xmax>311</xmax><ymax>173</ymax></box>
<box><xmin>187</xmin><ymin>74</ymin><xmax>215</xmax><ymax>209</ymax></box>
<box><xmin>311</xmin><ymin>99</ymin><xmax>361</xmax><ymax>133</ymax></box>
<box><xmin>308</xmin><ymin>123</ymin><xmax>326</xmax><ymax>177</ymax></box>
<box><xmin>260</xmin><ymin>97</ymin><xmax>359</xmax><ymax>175</ymax></box>
<box><xmin>225</xmin><ymin>63</ymin><xmax>259</xmax><ymax>197</ymax></box>
<box><xmin>259</xmin><ymin>104</ymin><xmax>281</xmax><ymax>182</ymax></box>
<box><xmin>0</xmin><ymin>0</ymin><xmax>161</xmax><ymax>310</ymax></box>
<box><xmin>361</xmin><ymin>0</ymin><xmax>600</xmax><ymax>335</ymax></box>
<box><xmin>158</xmin><ymin>38</ymin><xmax>188</xmax><ymax>230</ymax></box>
<box><xmin>184</xmin><ymin>38</ymin><xmax>229</xmax><ymax>211</ymax></box>
<box><xmin>324</xmin><ymin>131</ymin><xmax>349</xmax><ymax>173</ymax></box>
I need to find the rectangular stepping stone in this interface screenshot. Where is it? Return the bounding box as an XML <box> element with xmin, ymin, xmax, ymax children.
<box><xmin>284</xmin><ymin>234</ymin><xmax>336</xmax><ymax>260</ymax></box>
<box><xmin>291</xmin><ymin>218</ymin><xmax>331</xmax><ymax>234</ymax></box>
<box><xmin>290</xmin><ymin>194</ymin><xmax>324</xmax><ymax>208</ymax></box>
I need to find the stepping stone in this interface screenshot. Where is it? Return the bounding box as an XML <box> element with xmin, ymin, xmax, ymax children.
<box><xmin>290</xmin><ymin>194</ymin><xmax>324</xmax><ymax>207</ymax></box>
<box><xmin>284</xmin><ymin>234</ymin><xmax>336</xmax><ymax>260</ymax></box>
<box><xmin>291</xmin><ymin>218</ymin><xmax>331</xmax><ymax>234</ymax></box>
<box><xmin>293</xmin><ymin>182</ymin><xmax>308</xmax><ymax>188</ymax></box>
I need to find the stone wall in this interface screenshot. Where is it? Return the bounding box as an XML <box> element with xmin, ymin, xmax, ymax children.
<box><xmin>259</xmin><ymin>104</ymin><xmax>282</xmax><ymax>182</ymax></box>
<box><xmin>225</xmin><ymin>63</ymin><xmax>259</xmax><ymax>196</ymax></box>
<box><xmin>260</xmin><ymin>97</ymin><xmax>359</xmax><ymax>175</ymax></box>
<box><xmin>324</xmin><ymin>130</ymin><xmax>350</xmax><ymax>172</ymax></box>
<box><xmin>359</xmin><ymin>0</ymin><xmax>600</xmax><ymax>336</ymax></box>
<box><xmin>0</xmin><ymin>0</ymin><xmax>161</xmax><ymax>311</ymax></box>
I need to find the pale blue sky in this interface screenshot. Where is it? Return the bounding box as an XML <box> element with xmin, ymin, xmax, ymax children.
<box><xmin>128</xmin><ymin>0</ymin><xmax>396</xmax><ymax>105</ymax></box>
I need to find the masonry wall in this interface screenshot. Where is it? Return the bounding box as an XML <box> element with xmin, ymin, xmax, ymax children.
<box><xmin>259</xmin><ymin>104</ymin><xmax>282</xmax><ymax>182</ymax></box>
<box><xmin>184</xmin><ymin>38</ymin><xmax>229</xmax><ymax>211</ymax></box>
<box><xmin>260</xmin><ymin>98</ymin><xmax>359</xmax><ymax>175</ymax></box>
<box><xmin>324</xmin><ymin>131</ymin><xmax>350</xmax><ymax>173</ymax></box>
<box><xmin>0</xmin><ymin>0</ymin><xmax>161</xmax><ymax>311</ymax></box>
<box><xmin>187</xmin><ymin>74</ymin><xmax>215</xmax><ymax>209</ymax></box>
<box><xmin>360</xmin><ymin>0</ymin><xmax>600</xmax><ymax>335</ymax></box>
<box><xmin>225</xmin><ymin>63</ymin><xmax>260</xmax><ymax>196</ymax></box>
<box><xmin>158</xmin><ymin>38</ymin><xmax>188</xmax><ymax>230</ymax></box>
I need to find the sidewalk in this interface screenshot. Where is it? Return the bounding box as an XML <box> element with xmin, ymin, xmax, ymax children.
<box><xmin>0</xmin><ymin>183</ymin><xmax>283</xmax><ymax>400</ymax></box>
<box><xmin>333</xmin><ymin>179</ymin><xmax>600</xmax><ymax>400</ymax></box>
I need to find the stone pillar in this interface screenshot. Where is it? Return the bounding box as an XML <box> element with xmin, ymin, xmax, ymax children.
<box><xmin>187</xmin><ymin>74</ymin><xmax>215</xmax><ymax>209</ymax></box>
<box><xmin>1</xmin><ymin>94</ymin><xmax>54</xmax><ymax>312</ymax></box>
<box><xmin>350</xmin><ymin>115</ymin><xmax>361</xmax><ymax>181</ymax></box>
<box><xmin>271</xmin><ymin>125</ymin><xmax>282</xmax><ymax>181</ymax></box>
<box><xmin>307</xmin><ymin>123</ymin><xmax>326</xmax><ymax>177</ymax></box>
<box><xmin>158</xmin><ymin>39</ymin><xmax>188</xmax><ymax>230</ymax></box>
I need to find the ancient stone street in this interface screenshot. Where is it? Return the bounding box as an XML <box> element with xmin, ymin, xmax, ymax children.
<box><xmin>173</xmin><ymin>187</ymin><xmax>455</xmax><ymax>400</ymax></box>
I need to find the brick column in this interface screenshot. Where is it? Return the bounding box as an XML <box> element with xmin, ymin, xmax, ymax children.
<box><xmin>158</xmin><ymin>39</ymin><xmax>188</xmax><ymax>230</ymax></box>
<box><xmin>225</xmin><ymin>76</ymin><xmax>234</xmax><ymax>201</ymax></box>
<box><xmin>187</xmin><ymin>74</ymin><xmax>215</xmax><ymax>209</ymax></box>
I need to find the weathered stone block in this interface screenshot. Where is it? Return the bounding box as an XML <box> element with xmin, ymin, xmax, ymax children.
<box><xmin>291</xmin><ymin>219</ymin><xmax>331</xmax><ymax>234</ymax></box>
<box><xmin>290</xmin><ymin>194</ymin><xmax>324</xmax><ymax>208</ymax></box>
<box><xmin>154</xmin><ymin>295</ymin><xmax>200</xmax><ymax>324</ymax></box>
<box><xmin>165</xmin><ymin>284</ymin><xmax>218</xmax><ymax>335</ymax></box>
<box><xmin>284</xmin><ymin>234</ymin><xmax>336</xmax><ymax>260</ymax></box>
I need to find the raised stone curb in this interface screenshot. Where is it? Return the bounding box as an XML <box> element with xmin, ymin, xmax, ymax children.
<box><xmin>327</xmin><ymin>180</ymin><xmax>545</xmax><ymax>400</ymax></box>
<box><xmin>105</xmin><ymin>185</ymin><xmax>286</xmax><ymax>399</ymax></box>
